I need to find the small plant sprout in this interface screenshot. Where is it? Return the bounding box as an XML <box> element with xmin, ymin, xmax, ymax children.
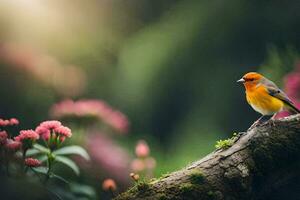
<box><xmin>130</xmin><ymin>172</ymin><xmax>140</xmax><ymax>182</ymax></box>
<box><xmin>215</xmin><ymin>133</ymin><xmax>238</xmax><ymax>150</ymax></box>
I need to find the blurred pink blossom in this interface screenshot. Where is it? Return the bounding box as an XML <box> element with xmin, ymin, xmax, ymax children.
<box><xmin>0</xmin><ymin>119</ymin><xmax>10</xmax><ymax>127</ymax></box>
<box><xmin>9</xmin><ymin>118</ymin><xmax>19</xmax><ymax>126</ymax></box>
<box><xmin>0</xmin><ymin>118</ymin><xmax>19</xmax><ymax>127</ymax></box>
<box><xmin>135</xmin><ymin>140</ymin><xmax>150</xmax><ymax>158</ymax></box>
<box><xmin>0</xmin><ymin>131</ymin><xmax>8</xmax><ymax>145</ymax></box>
<box><xmin>85</xmin><ymin>133</ymin><xmax>131</xmax><ymax>182</ymax></box>
<box><xmin>131</xmin><ymin>159</ymin><xmax>145</xmax><ymax>172</ymax></box>
<box><xmin>50</xmin><ymin>99</ymin><xmax>130</xmax><ymax>133</ymax></box>
<box><xmin>0</xmin><ymin>42</ymin><xmax>86</xmax><ymax>97</ymax></box>
<box><xmin>275</xmin><ymin>62</ymin><xmax>300</xmax><ymax>119</ymax></box>
<box><xmin>144</xmin><ymin>157</ymin><xmax>156</xmax><ymax>169</ymax></box>
<box><xmin>284</xmin><ymin>73</ymin><xmax>300</xmax><ymax>99</ymax></box>
<box><xmin>5</xmin><ymin>139</ymin><xmax>22</xmax><ymax>151</ymax></box>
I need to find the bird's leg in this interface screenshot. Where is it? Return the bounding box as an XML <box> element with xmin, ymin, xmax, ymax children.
<box><xmin>248</xmin><ymin>115</ymin><xmax>265</xmax><ymax>130</ymax></box>
<box><xmin>269</xmin><ymin>113</ymin><xmax>277</xmax><ymax>126</ymax></box>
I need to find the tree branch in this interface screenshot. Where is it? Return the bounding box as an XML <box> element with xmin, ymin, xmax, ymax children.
<box><xmin>115</xmin><ymin>114</ymin><xmax>300</xmax><ymax>200</ymax></box>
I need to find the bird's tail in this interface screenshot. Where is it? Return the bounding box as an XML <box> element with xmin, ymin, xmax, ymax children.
<box><xmin>286</xmin><ymin>103</ymin><xmax>300</xmax><ymax>114</ymax></box>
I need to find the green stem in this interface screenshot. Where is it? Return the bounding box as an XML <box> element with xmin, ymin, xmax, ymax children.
<box><xmin>45</xmin><ymin>153</ymin><xmax>53</xmax><ymax>183</ymax></box>
<box><xmin>22</xmin><ymin>148</ymin><xmax>27</xmax><ymax>160</ymax></box>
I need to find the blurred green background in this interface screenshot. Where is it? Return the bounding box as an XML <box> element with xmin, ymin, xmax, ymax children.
<box><xmin>0</xmin><ymin>0</ymin><xmax>300</xmax><ymax>195</ymax></box>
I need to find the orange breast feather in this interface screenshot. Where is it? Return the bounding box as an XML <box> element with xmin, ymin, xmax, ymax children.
<box><xmin>246</xmin><ymin>85</ymin><xmax>284</xmax><ymax>115</ymax></box>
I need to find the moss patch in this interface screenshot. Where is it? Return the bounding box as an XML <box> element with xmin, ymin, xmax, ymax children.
<box><xmin>215</xmin><ymin>133</ymin><xmax>238</xmax><ymax>150</ymax></box>
<box><xmin>189</xmin><ymin>169</ymin><xmax>205</xmax><ymax>184</ymax></box>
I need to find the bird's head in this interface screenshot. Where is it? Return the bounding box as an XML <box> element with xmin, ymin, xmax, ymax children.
<box><xmin>237</xmin><ymin>72</ymin><xmax>264</xmax><ymax>89</ymax></box>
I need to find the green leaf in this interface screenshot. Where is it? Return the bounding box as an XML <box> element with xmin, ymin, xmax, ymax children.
<box><xmin>37</xmin><ymin>155</ymin><xmax>48</xmax><ymax>163</ymax></box>
<box><xmin>70</xmin><ymin>183</ymin><xmax>97</xmax><ymax>199</ymax></box>
<box><xmin>50</xmin><ymin>173</ymin><xmax>69</xmax><ymax>184</ymax></box>
<box><xmin>26</xmin><ymin>148</ymin><xmax>41</xmax><ymax>156</ymax></box>
<box><xmin>33</xmin><ymin>143</ymin><xmax>50</xmax><ymax>154</ymax></box>
<box><xmin>32</xmin><ymin>166</ymin><xmax>49</xmax><ymax>175</ymax></box>
<box><xmin>53</xmin><ymin>146</ymin><xmax>90</xmax><ymax>161</ymax></box>
<box><xmin>55</xmin><ymin>156</ymin><xmax>80</xmax><ymax>175</ymax></box>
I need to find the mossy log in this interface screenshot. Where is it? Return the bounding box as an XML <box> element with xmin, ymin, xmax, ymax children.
<box><xmin>115</xmin><ymin>114</ymin><xmax>300</xmax><ymax>200</ymax></box>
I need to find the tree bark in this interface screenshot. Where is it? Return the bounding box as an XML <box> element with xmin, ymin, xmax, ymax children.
<box><xmin>115</xmin><ymin>114</ymin><xmax>300</xmax><ymax>200</ymax></box>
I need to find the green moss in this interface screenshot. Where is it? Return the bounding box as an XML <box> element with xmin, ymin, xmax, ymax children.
<box><xmin>189</xmin><ymin>169</ymin><xmax>205</xmax><ymax>184</ymax></box>
<box><xmin>137</xmin><ymin>180</ymin><xmax>150</xmax><ymax>192</ymax></box>
<box><xmin>158</xmin><ymin>193</ymin><xmax>168</xmax><ymax>200</ymax></box>
<box><xmin>215</xmin><ymin>133</ymin><xmax>238</xmax><ymax>150</ymax></box>
<box><xmin>151</xmin><ymin>172</ymin><xmax>171</xmax><ymax>184</ymax></box>
<box><xmin>207</xmin><ymin>190</ymin><xmax>214</xmax><ymax>196</ymax></box>
<box><xmin>180</xmin><ymin>183</ymin><xmax>196</xmax><ymax>193</ymax></box>
<box><xmin>160</xmin><ymin>172</ymin><xmax>171</xmax><ymax>179</ymax></box>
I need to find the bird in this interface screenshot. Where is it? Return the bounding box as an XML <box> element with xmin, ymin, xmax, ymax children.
<box><xmin>237</xmin><ymin>72</ymin><xmax>300</xmax><ymax>126</ymax></box>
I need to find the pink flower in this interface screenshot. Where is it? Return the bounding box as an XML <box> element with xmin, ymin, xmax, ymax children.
<box><xmin>9</xmin><ymin>118</ymin><xmax>19</xmax><ymax>126</ymax></box>
<box><xmin>0</xmin><ymin>119</ymin><xmax>10</xmax><ymax>126</ymax></box>
<box><xmin>135</xmin><ymin>140</ymin><xmax>150</xmax><ymax>158</ymax></box>
<box><xmin>25</xmin><ymin>158</ymin><xmax>41</xmax><ymax>167</ymax></box>
<box><xmin>0</xmin><ymin>131</ymin><xmax>8</xmax><ymax>145</ymax></box>
<box><xmin>39</xmin><ymin>120</ymin><xmax>61</xmax><ymax>130</ymax></box>
<box><xmin>50</xmin><ymin>99</ymin><xmax>130</xmax><ymax>133</ymax></box>
<box><xmin>0</xmin><ymin>42</ymin><xmax>86</xmax><ymax>97</ymax></box>
<box><xmin>35</xmin><ymin>126</ymin><xmax>51</xmax><ymax>140</ymax></box>
<box><xmin>15</xmin><ymin>130</ymin><xmax>39</xmax><ymax>142</ymax></box>
<box><xmin>0</xmin><ymin>118</ymin><xmax>19</xmax><ymax>126</ymax></box>
<box><xmin>85</xmin><ymin>133</ymin><xmax>131</xmax><ymax>181</ymax></box>
<box><xmin>284</xmin><ymin>72</ymin><xmax>300</xmax><ymax>99</ymax></box>
<box><xmin>131</xmin><ymin>158</ymin><xmax>145</xmax><ymax>172</ymax></box>
<box><xmin>145</xmin><ymin>157</ymin><xmax>156</xmax><ymax>169</ymax></box>
<box><xmin>5</xmin><ymin>139</ymin><xmax>21</xmax><ymax>151</ymax></box>
<box><xmin>54</xmin><ymin>125</ymin><xmax>72</xmax><ymax>138</ymax></box>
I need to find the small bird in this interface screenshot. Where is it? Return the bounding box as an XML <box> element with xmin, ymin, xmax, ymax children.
<box><xmin>237</xmin><ymin>72</ymin><xmax>300</xmax><ymax>125</ymax></box>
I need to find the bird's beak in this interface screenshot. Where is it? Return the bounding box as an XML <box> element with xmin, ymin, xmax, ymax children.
<box><xmin>237</xmin><ymin>78</ymin><xmax>245</xmax><ymax>83</ymax></box>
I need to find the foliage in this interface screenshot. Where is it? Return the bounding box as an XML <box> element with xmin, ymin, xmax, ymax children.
<box><xmin>0</xmin><ymin>118</ymin><xmax>91</xmax><ymax>198</ymax></box>
<box><xmin>215</xmin><ymin>133</ymin><xmax>238</xmax><ymax>150</ymax></box>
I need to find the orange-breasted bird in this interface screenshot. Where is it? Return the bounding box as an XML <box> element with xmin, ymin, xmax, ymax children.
<box><xmin>237</xmin><ymin>72</ymin><xmax>300</xmax><ymax>124</ymax></box>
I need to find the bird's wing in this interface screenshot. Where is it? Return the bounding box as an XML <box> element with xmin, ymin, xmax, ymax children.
<box><xmin>262</xmin><ymin>78</ymin><xmax>300</xmax><ymax>113</ymax></box>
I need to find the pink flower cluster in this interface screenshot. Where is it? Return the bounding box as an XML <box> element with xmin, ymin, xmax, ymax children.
<box><xmin>0</xmin><ymin>118</ymin><xmax>22</xmax><ymax>151</ymax></box>
<box><xmin>15</xmin><ymin>130</ymin><xmax>39</xmax><ymax>142</ymax></box>
<box><xmin>276</xmin><ymin>62</ymin><xmax>300</xmax><ymax>118</ymax></box>
<box><xmin>25</xmin><ymin>158</ymin><xmax>42</xmax><ymax>167</ymax></box>
<box><xmin>0</xmin><ymin>131</ymin><xmax>8</xmax><ymax>145</ymax></box>
<box><xmin>35</xmin><ymin>120</ymin><xmax>72</xmax><ymax>142</ymax></box>
<box><xmin>0</xmin><ymin>118</ymin><xmax>19</xmax><ymax>127</ymax></box>
<box><xmin>50</xmin><ymin>99</ymin><xmax>129</xmax><ymax>133</ymax></box>
<box><xmin>5</xmin><ymin>139</ymin><xmax>22</xmax><ymax>151</ymax></box>
<box><xmin>0</xmin><ymin>119</ymin><xmax>72</xmax><ymax>152</ymax></box>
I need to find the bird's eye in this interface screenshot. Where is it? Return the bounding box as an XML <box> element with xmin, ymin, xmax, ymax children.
<box><xmin>248</xmin><ymin>78</ymin><xmax>255</xmax><ymax>81</ymax></box>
